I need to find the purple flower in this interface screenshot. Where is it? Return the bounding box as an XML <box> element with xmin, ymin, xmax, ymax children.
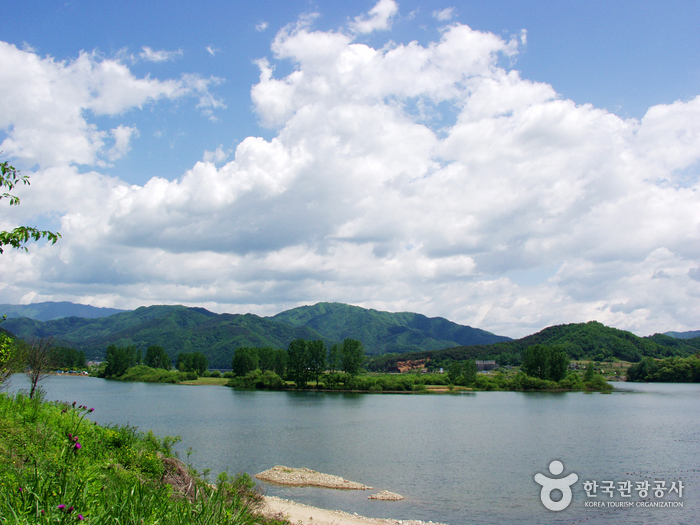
<box><xmin>68</xmin><ymin>433</ymin><xmax>73</xmax><ymax>440</ymax></box>
<box><xmin>89</xmin><ymin>408</ymin><xmax>94</xmax><ymax>412</ymax></box>
<box><xmin>41</xmin><ymin>510</ymin><xmax>45</xmax><ymax>515</ymax></box>
<box><xmin>74</xmin><ymin>443</ymin><xmax>82</xmax><ymax>450</ymax></box>
<box><xmin>78</xmin><ymin>515</ymin><xmax>84</xmax><ymax>521</ymax></box>
<box><xmin>58</xmin><ymin>504</ymin><xmax>66</xmax><ymax>510</ymax></box>
<box><xmin>67</xmin><ymin>506</ymin><xmax>74</xmax><ymax>513</ymax></box>
<box><xmin>72</xmin><ymin>401</ymin><xmax>76</xmax><ymax>407</ymax></box>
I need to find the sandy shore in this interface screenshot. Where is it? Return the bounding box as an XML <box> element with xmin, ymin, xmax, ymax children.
<box><xmin>256</xmin><ymin>465</ymin><xmax>373</xmax><ymax>490</ymax></box>
<box><xmin>263</xmin><ymin>496</ymin><xmax>448</xmax><ymax>525</ymax></box>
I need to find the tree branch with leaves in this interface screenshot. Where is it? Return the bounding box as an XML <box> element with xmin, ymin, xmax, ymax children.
<box><xmin>0</xmin><ymin>158</ymin><xmax>61</xmax><ymax>253</ymax></box>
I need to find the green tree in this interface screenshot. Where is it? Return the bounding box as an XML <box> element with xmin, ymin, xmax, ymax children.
<box><xmin>447</xmin><ymin>360</ymin><xmax>477</xmax><ymax>386</ymax></box>
<box><xmin>0</xmin><ymin>159</ymin><xmax>60</xmax><ymax>253</ymax></box>
<box><xmin>177</xmin><ymin>352</ymin><xmax>208</xmax><ymax>376</ymax></box>
<box><xmin>256</xmin><ymin>347</ymin><xmax>275</xmax><ymax>372</ymax></box>
<box><xmin>340</xmin><ymin>338</ymin><xmax>365</xmax><ymax>376</ymax></box>
<box><xmin>271</xmin><ymin>348</ymin><xmax>287</xmax><ymax>377</ymax></box>
<box><xmin>328</xmin><ymin>343</ymin><xmax>341</xmax><ymax>373</ymax></box>
<box><xmin>54</xmin><ymin>346</ymin><xmax>87</xmax><ymax>368</ymax></box>
<box><xmin>103</xmin><ymin>345</ymin><xmax>138</xmax><ymax>378</ymax></box>
<box><xmin>447</xmin><ymin>361</ymin><xmax>463</xmax><ymax>384</ymax></box>
<box><xmin>307</xmin><ymin>340</ymin><xmax>326</xmax><ymax>385</ymax></box>
<box><xmin>286</xmin><ymin>339</ymin><xmax>309</xmax><ymax>387</ymax></box>
<box><xmin>232</xmin><ymin>347</ymin><xmax>260</xmax><ymax>376</ymax></box>
<box><xmin>0</xmin><ymin>324</ymin><xmax>25</xmax><ymax>389</ymax></box>
<box><xmin>144</xmin><ymin>345</ymin><xmax>171</xmax><ymax>369</ymax></box>
<box><xmin>522</xmin><ymin>345</ymin><xmax>569</xmax><ymax>381</ymax></box>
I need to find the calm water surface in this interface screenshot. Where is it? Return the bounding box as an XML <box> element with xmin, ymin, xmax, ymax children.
<box><xmin>6</xmin><ymin>376</ymin><xmax>699</xmax><ymax>525</ymax></box>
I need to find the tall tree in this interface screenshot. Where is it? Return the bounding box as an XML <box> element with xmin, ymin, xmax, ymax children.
<box><xmin>522</xmin><ymin>345</ymin><xmax>569</xmax><ymax>381</ymax></box>
<box><xmin>177</xmin><ymin>352</ymin><xmax>208</xmax><ymax>375</ymax></box>
<box><xmin>232</xmin><ymin>347</ymin><xmax>260</xmax><ymax>376</ymax></box>
<box><xmin>104</xmin><ymin>345</ymin><xmax>138</xmax><ymax>378</ymax></box>
<box><xmin>0</xmin><ymin>159</ymin><xmax>60</xmax><ymax>253</ymax></box>
<box><xmin>25</xmin><ymin>337</ymin><xmax>56</xmax><ymax>399</ymax></box>
<box><xmin>328</xmin><ymin>344</ymin><xmax>341</xmax><ymax>373</ymax></box>
<box><xmin>145</xmin><ymin>345</ymin><xmax>171</xmax><ymax>369</ymax></box>
<box><xmin>307</xmin><ymin>340</ymin><xmax>326</xmax><ymax>385</ymax></box>
<box><xmin>287</xmin><ymin>339</ymin><xmax>310</xmax><ymax>387</ymax></box>
<box><xmin>340</xmin><ymin>338</ymin><xmax>365</xmax><ymax>376</ymax></box>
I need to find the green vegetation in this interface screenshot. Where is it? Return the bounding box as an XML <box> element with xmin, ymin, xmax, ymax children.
<box><xmin>521</xmin><ymin>345</ymin><xmax>569</xmax><ymax>381</ymax></box>
<box><xmin>1</xmin><ymin>159</ymin><xmax>61</xmax><ymax>254</ymax></box>
<box><xmin>176</xmin><ymin>352</ymin><xmax>208</xmax><ymax>375</ymax></box>
<box><xmin>0</xmin><ymin>392</ymin><xmax>287</xmax><ymax>525</ymax></box>
<box><xmin>0</xmin><ymin>302</ymin><xmax>511</xmax><ymax>367</ymax></box>
<box><xmin>627</xmin><ymin>355</ymin><xmax>700</xmax><ymax>382</ymax></box>
<box><xmin>367</xmin><ymin>321</ymin><xmax>700</xmax><ymax>372</ymax></box>
<box><xmin>223</xmin><ymin>339</ymin><xmax>612</xmax><ymax>393</ymax></box>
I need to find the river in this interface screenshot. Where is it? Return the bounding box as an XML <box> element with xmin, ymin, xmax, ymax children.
<box><xmin>5</xmin><ymin>375</ymin><xmax>698</xmax><ymax>524</ymax></box>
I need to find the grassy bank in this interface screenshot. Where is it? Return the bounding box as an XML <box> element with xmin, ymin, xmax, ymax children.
<box><xmin>0</xmin><ymin>391</ymin><xmax>287</xmax><ymax>524</ymax></box>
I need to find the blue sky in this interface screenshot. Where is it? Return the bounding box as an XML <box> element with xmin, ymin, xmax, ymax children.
<box><xmin>1</xmin><ymin>0</ymin><xmax>699</xmax><ymax>337</ymax></box>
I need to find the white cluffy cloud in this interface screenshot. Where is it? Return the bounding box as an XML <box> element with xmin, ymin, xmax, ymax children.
<box><xmin>349</xmin><ymin>0</ymin><xmax>399</xmax><ymax>34</ymax></box>
<box><xmin>1</xmin><ymin>0</ymin><xmax>699</xmax><ymax>338</ymax></box>
<box><xmin>0</xmin><ymin>42</ymin><xmax>223</xmax><ymax>168</ymax></box>
<box><xmin>139</xmin><ymin>46</ymin><xmax>184</xmax><ymax>62</ymax></box>
<box><xmin>432</xmin><ymin>8</ymin><xmax>455</xmax><ymax>21</ymax></box>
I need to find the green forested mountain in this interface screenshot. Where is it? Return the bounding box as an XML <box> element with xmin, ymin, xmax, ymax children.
<box><xmin>269</xmin><ymin>302</ymin><xmax>510</xmax><ymax>353</ymax></box>
<box><xmin>0</xmin><ymin>305</ymin><xmax>329</xmax><ymax>368</ymax></box>
<box><xmin>0</xmin><ymin>302</ymin><xmax>510</xmax><ymax>366</ymax></box>
<box><xmin>366</xmin><ymin>321</ymin><xmax>700</xmax><ymax>371</ymax></box>
<box><xmin>664</xmin><ymin>330</ymin><xmax>700</xmax><ymax>339</ymax></box>
<box><xmin>6</xmin><ymin>302</ymin><xmax>695</xmax><ymax>373</ymax></box>
<box><xmin>0</xmin><ymin>301</ymin><xmax>125</xmax><ymax>321</ymax></box>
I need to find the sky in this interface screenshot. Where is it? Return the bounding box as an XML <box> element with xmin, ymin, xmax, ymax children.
<box><xmin>0</xmin><ymin>0</ymin><xmax>699</xmax><ymax>338</ymax></box>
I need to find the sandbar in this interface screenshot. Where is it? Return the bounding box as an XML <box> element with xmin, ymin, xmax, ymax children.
<box><xmin>256</xmin><ymin>465</ymin><xmax>373</xmax><ymax>490</ymax></box>
<box><xmin>263</xmin><ymin>496</ymin><xmax>448</xmax><ymax>525</ymax></box>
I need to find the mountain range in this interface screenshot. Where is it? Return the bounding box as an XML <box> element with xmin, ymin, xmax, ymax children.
<box><xmin>2</xmin><ymin>301</ymin><xmax>697</xmax><ymax>370</ymax></box>
<box><xmin>0</xmin><ymin>302</ymin><xmax>510</xmax><ymax>368</ymax></box>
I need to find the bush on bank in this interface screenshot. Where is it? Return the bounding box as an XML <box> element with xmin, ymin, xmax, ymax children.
<box><xmin>0</xmin><ymin>391</ymin><xmax>288</xmax><ymax>525</ymax></box>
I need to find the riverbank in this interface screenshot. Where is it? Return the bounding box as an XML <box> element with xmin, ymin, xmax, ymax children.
<box><xmin>263</xmin><ymin>496</ymin><xmax>447</xmax><ymax>525</ymax></box>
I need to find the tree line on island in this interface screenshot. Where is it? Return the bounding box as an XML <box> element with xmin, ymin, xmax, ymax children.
<box><xmin>87</xmin><ymin>338</ymin><xmax>620</xmax><ymax>392</ymax></box>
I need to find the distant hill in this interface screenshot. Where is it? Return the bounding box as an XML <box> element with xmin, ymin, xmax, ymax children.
<box><xmin>0</xmin><ymin>305</ymin><xmax>328</xmax><ymax>368</ymax></box>
<box><xmin>664</xmin><ymin>330</ymin><xmax>700</xmax><ymax>340</ymax></box>
<box><xmin>0</xmin><ymin>301</ymin><xmax>511</xmax><ymax>368</ymax></box>
<box><xmin>0</xmin><ymin>302</ymin><xmax>125</xmax><ymax>322</ymax></box>
<box><xmin>269</xmin><ymin>302</ymin><xmax>510</xmax><ymax>354</ymax></box>
<box><xmin>366</xmin><ymin>321</ymin><xmax>700</xmax><ymax>372</ymax></box>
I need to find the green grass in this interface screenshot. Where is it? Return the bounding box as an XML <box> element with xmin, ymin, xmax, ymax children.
<box><xmin>0</xmin><ymin>391</ymin><xmax>288</xmax><ymax>525</ymax></box>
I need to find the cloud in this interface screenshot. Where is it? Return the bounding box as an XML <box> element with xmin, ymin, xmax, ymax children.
<box><xmin>206</xmin><ymin>46</ymin><xmax>219</xmax><ymax>56</ymax></box>
<box><xmin>1</xmin><ymin>5</ymin><xmax>700</xmax><ymax>338</ymax></box>
<box><xmin>256</xmin><ymin>21</ymin><xmax>268</xmax><ymax>32</ymax></box>
<box><xmin>0</xmin><ymin>42</ymin><xmax>224</xmax><ymax>167</ymax></box>
<box><xmin>349</xmin><ymin>0</ymin><xmax>399</xmax><ymax>34</ymax></box>
<box><xmin>105</xmin><ymin>125</ymin><xmax>139</xmax><ymax>162</ymax></box>
<box><xmin>432</xmin><ymin>8</ymin><xmax>455</xmax><ymax>21</ymax></box>
<box><xmin>139</xmin><ymin>46</ymin><xmax>184</xmax><ymax>62</ymax></box>
<box><xmin>203</xmin><ymin>145</ymin><xmax>228</xmax><ymax>164</ymax></box>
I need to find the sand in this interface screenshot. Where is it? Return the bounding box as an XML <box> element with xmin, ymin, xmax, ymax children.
<box><xmin>256</xmin><ymin>465</ymin><xmax>373</xmax><ymax>490</ymax></box>
<box><xmin>257</xmin><ymin>466</ymin><xmax>445</xmax><ymax>525</ymax></box>
<box><xmin>263</xmin><ymin>496</ymin><xmax>448</xmax><ymax>525</ymax></box>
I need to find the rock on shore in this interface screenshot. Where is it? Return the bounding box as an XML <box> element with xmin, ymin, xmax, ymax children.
<box><xmin>255</xmin><ymin>465</ymin><xmax>373</xmax><ymax>490</ymax></box>
<box><xmin>369</xmin><ymin>490</ymin><xmax>404</xmax><ymax>500</ymax></box>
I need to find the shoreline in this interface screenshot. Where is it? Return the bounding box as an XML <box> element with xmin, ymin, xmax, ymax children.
<box><xmin>262</xmin><ymin>496</ymin><xmax>447</xmax><ymax>525</ymax></box>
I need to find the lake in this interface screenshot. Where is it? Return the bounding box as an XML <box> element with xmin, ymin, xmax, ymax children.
<box><xmin>5</xmin><ymin>375</ymin><xmax>698</xmax><ymax>524</ymax></box>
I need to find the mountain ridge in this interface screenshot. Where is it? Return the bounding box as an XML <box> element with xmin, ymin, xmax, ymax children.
<box><xmin>0</xmin><ymin>301</ymin><xmax>509</xmax><ymax>367</ymax></box>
